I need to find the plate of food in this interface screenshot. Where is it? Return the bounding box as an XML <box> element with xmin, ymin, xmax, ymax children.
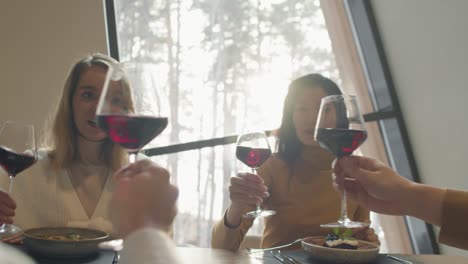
<box><xmin>301</xmin><ymin>229</ymin><xmax>379</xmax><ymax>263</ymax></box>
<box><xmin>23</xmin><ymin>227</ymin><xmax>110</xmax><ymax>258</ymax></box>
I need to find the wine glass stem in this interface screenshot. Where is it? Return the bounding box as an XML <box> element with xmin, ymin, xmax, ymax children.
<box><xmin>252</xmin><ymin>168</ymin><xmax>262</xmax><ymax>212</ymax></box>
<box><xmin>8</xmin><ymin>176</ymin><xmax>13</xmax><ymax>194</ymax></box>
<box><xmin>1</xmin><ymin>176</ymin><xmax>14</xmax><ymax>230</ymax></box>
<box><xmin>340</xmin><ymin>189</ymin><xmax>349</xmax><ymax>222</ymax></box>
<box><xmin>129</xmin><ymin>153</ymin><xmax>137</xmax><ymax>164</ymax></box>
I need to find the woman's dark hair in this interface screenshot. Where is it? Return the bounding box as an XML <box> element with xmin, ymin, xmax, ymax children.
<box><xmin>276</xmin><ymin>73</ymin><xmax>343</xmax><ymax>166</ymax></box>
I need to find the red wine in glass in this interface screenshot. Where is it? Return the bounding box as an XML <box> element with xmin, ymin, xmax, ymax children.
<box><xmin>96</xmin><ymin>62</ymin><xmax>169</xmax><ymax>163</ymax></box>
<box><xmin>236</xmin><ymin>131</ymin><xmax>275</xmax><ymax>218</ymax></box>
<box><xmin>315</xmin><ymin>128</ymin><xmax>367</xmax><ymax>158</ymax></box>
<box><xmin>314</xmin><ymin>95</ymin><xmax>369</xmax><ymax>228</ymax></box>
<box><xmin>236</xmin><ymin>146</ymin><xmax>272</xmax><ymax>169</ymax></box>
<box><xmin>96</xmin><ymin>114</ymin><xmax>168</xmax><ymax>152</ymax></box>
<box><xmin>0</xmin><ymin>146</ymin><xmax>36</xmax><ymax>177</ymax></box>
<box><xmin>0</xmin><ymin>121</ymin><xmax>37</xmax><ymax>239</ymax></box>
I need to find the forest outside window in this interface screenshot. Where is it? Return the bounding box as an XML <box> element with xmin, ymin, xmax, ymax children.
<box><xmin>109</xmin><ymin>0</ymin><xmax>410</xmax><ymax>251</ymax></box>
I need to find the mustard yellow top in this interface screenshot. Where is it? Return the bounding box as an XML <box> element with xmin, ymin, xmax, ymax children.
<box><xmin>211</xmin><ymin>146</ymin><xmax>370</xmax><ymax>250</ymax></box>
<box><xmin>439</xmin><ymin>189</ymin><xmax>468</xmax><ymax>249</ymax></box>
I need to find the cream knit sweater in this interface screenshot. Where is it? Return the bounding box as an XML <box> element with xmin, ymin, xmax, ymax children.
<box><xmin>0</xmin><ymin>150</ymin><xmax>115</xmax><ymax>235</ymax></box>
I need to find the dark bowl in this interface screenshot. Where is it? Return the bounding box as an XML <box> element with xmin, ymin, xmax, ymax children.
<box><xmin>302</xmin><ymin>236</ymin><xmax>380</xmax><ymax>264</ymax></box>
<box><xmin>23</xmin><ymin>227</ymin><xmax>110</xmax><ymax>258</ymax></box>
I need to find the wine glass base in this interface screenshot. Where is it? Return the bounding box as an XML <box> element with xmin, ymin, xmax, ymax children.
<box><xmin>243</xmin><ymin>209</ymin><xmax>276</xmax><ymax>219</ymax></box>
<box><xmin>0</xmin><ymin>224</ymin><xmax>23</xmax><ymax>239</ymax></box>
<box><xmin>320</xmin><ymin>219</ymin><xmax>369</xmax><ymax>229</ymax></box>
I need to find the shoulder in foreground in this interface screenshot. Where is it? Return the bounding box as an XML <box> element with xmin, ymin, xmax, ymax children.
<box><xmin>0</xmin><ymin>242</ymin><xmax>35</xmax><ymax>264</ymax></box>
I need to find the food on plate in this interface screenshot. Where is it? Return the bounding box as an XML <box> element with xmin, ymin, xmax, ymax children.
<box><xmin>323</xmin><ymin>228</ymin><xmax>358</xmax><ymax>250</ymax></box>
<box><xmin>37</xmin><ymin>233</ymin><xmax>86</xmax><ymax>241</ymax></box>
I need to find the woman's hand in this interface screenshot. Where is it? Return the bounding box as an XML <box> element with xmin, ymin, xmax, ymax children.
<box><xmin>225</xmin><ymin>173</ymin><xmax>269</xmax><ymax>227</ymax></box>
<box><xmin>0</xmin><ymin>189</ymin><xmax>16</xmax><ymax>225</ymax></box>
<box><xmin>0</xmin><ymin>189</ymin><xmax>20</xmax><ymax>244</ymax></box>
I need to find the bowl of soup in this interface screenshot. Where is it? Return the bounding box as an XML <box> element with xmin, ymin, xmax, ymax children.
<box><xmin>23</xmin><ymin>227</ymin><xmax>110</xmax><ymax>258</ymax></box>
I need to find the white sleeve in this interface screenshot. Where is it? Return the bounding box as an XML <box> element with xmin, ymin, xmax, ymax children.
<box><xmin>0</xmin><ymin>243</ymin><xmax>35</xmax><ymax>264</ymax></box>
<box><xmin>119</xmin><ymin>227</ymin><xmax>182</xmax><ymax>264</ymax></box>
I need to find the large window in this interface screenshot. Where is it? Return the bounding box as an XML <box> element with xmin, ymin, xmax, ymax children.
<box><xmin>106</xmin><ymin>0</ymin><xmax>428</xmax><ymax>252</ymax></box>
<box><xmin>111</xmin><ymin>0</ymin><xmax>343</xmax><ymax>247</ymax></box>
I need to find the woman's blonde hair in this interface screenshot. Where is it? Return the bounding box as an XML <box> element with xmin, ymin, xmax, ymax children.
<box><xmin>42</xmin><ymin>53</ymin><xmax>127</xmax><ymax>171</ymax></box>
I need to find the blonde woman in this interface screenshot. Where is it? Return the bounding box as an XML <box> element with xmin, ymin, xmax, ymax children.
<box><xmin>0</xmin><ymin>54</ymin><xmax>129</xmax><ymax>242</ymax></box>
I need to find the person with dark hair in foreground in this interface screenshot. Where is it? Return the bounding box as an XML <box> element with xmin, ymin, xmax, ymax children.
<box><xmin>333</xmin><ymin>156</ymin><xmax>468</xmax><ymax>250</ymax></box>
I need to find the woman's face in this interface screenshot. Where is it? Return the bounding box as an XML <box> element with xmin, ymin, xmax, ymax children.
<box><xmin>292</xmin><ymin>87</ymin><xmax>334</xmax><ymax>146</ymax></box>
<box><xmin>72</xmin><ymin>65</ymin><xmax>108</xmax><ymax>142</ymax></box>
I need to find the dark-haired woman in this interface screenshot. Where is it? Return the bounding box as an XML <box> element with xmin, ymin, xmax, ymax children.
<box><xmin>211</xmin><ymin>74</ymin><xmax>379</xmax><ymax>250</ymax></box>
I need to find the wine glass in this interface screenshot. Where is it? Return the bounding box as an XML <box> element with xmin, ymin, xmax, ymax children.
<box><xmin>314</xmin><ymin>95</ymin><xmax>368</xmax><ymax>228</ymax></box>
<box><xmin>235</xmin><ymin>131</ymin><xmax>275</xmax><ymax>218</ymax></box>
<box><xmin>0</xmin><ymin>121</ymin><xmax>37</xmax><ymax>239</ymax></box>
<box><xmin>96</xmin><ymin>62</ymin><xmax>168</xmax><ymax>163</ymax></box>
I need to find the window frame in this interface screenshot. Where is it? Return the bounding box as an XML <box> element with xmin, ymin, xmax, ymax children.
<box><xmin>344</xmin><ymin>0</ymin><xmax>439</xmax><ymax>254</ymax></box>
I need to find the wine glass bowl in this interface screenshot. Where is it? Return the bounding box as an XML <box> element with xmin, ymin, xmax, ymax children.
<box><xmin>314</xmin><ymin>95</ymin><xmax>368</xmax><ymax>228</ymax></box>
<box><xmin>96</xmin><ymin>62</ymin><xmax>168</xmax><ymax>163</ymax></box>
<box><xmin>0</xmin><ymin>121</ymin><xmax>37</xmax><ymax>239</ymax></box>
<box><xmin>235</xmin><ymin>131</ymin><xmax>275</xmax><ymax>218</ymax></box>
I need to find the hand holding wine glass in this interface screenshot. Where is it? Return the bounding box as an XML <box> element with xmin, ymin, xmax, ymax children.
<box><xmin>96</xmin><ymin>62</ymin><xmax>168</xmax><ymax>163</ymax></box>
<box><xmin>235</xmin><ymin>131</ymin><xmax>275</xmax><ymax>218</ymax></box>
<box><xmin>314</xmin><ymin>95</ymin><xmax>368</xmax><ymax>228</ymax></box>
<box><xmin>0</xmin><ymin>189</ymin><xmax>16</xmax><ymax>225</ymax></box>
<box><xmin>0</xmin><ymin>121</ymin><xmax>37</xmax><ymax>239</ymax></box>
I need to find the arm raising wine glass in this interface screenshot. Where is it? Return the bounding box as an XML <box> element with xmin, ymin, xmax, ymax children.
<box><xmin>314</xmin><ymin>95</ymin><xmax>368</xmax><ymax>228</ymax></box>
<box><xmin>0</xmin><ymin>121</ymin><xmax>37</xmax><ymax>239</ymax></box>
<box><xmin>236</xmin><ymin>131</ymin><xmax>275</xmax><ymax>218</ymax></box>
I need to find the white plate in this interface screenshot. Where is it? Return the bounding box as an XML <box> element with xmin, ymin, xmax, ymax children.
<box><xmin>23</xmin><ymin>227</ymin><xmax>109</xmax><ymax>258</ymax></box>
